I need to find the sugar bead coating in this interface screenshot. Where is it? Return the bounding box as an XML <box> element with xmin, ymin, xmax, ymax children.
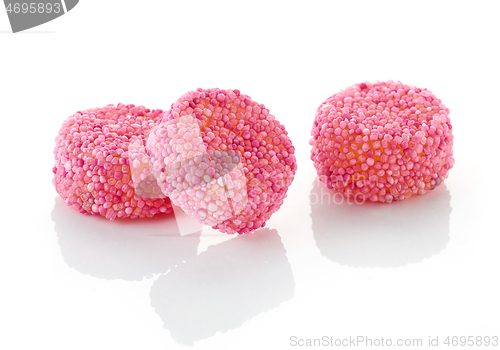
<box><xmin>310</xmin><ymin>81</ymin><xmax>454</xmax><ymax>203</ymax></box>
<box><xmin>53</xmin><ymin>104</ymin><xmax>173</xmax><ymax>219</ymax></box>
<box><xmin>147</xmin><ymin>88</ymin><xmax>297</xmax><ymax>234</ymax></box>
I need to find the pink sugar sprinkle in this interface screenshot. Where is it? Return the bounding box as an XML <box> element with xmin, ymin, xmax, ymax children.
<box><xmin>53</xmin><ymin>104</ymin><xmax>173</xmax><ymax>219</ymax></box>
<box><xmin>310</xmin><ymin>81</ymin><xmax>454</xmax><ymax>203</ymax></box>
<box><xmin>146</xmin><ymin>88</ymin><xmax>297</xmax><ymax>234</ymax></box>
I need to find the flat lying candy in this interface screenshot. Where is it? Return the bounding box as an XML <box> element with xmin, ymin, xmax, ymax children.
<box><xmin>310</xmin><ymin>81</ymin><xmax>454</xmax><ymax>203</ymax></box>
<box><xmin>53</xmin><ymin>104</ymin><xmax>172</xmax><ymax>219</ymax></box>
<box><xmin>147</xmin><ymin>88</ymin><xmax>297</xmax><ymax>234</ymax></box>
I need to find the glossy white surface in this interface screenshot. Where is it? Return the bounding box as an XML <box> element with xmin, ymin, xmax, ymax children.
<box><xmin>1</xmin><ymin>1</ymin><xmax>499</xmax><ymax>349</ymax></box>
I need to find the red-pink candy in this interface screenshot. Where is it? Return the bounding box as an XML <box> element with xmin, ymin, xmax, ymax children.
<box><xmin>310</xmin><ymin>81</ymin><xmax>454</xmax><ymax>203</ymax></box>
<box><xmin>53</xmin><ymin>104</ymin><xmax>173</xmax><ymax>219</ymax></box>
<box><xmin>147</xmin><ymin>88</ymin><xmax>297</xmax><ymax>234</ymax></box>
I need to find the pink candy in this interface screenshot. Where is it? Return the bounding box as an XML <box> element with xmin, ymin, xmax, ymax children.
<box><xmin>310</xmin><ymin>81</ymin><xmax>454</xmax><ymax>203</ymax></box>
<box><xmin>53</xmin><ymin>104</ymin><xmax>172</xmax><ymax>219</ymax></box>
<box><xmin>55</xmin><ymin>81</ymin><xmax>451</xmax><ymax>233</ymax></box>
<box><xmin>147</xmin><ymin>88</ymin><xmax>297</xmax><ymax>234</ymax></box>
<box><xmin>53</xmin><ymin>92</ymin><xmax>297</xmax><ymax>234</ymax></box>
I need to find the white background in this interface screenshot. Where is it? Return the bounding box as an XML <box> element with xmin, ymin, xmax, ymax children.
<box><xmin>1</xmin><ymin>1</ymin><xmax>499</xmax><ymax>349</ymax></box>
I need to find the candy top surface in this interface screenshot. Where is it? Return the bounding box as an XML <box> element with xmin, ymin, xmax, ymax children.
<box><xmin>313</xmin><ymin>81</ymin><xmax>451</xmax><ymax>140</ymax></box>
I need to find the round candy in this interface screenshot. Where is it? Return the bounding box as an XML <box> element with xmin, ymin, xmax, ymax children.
<box><xmin>147</xmin><ymin>88</ymin><xmax>297</xmax><ymax>234</ymax></box>
<box><xmin>310</xmin><ymin>81</ymin><xmax>454</xmax><ymax>203</ymax></box>
<box><xmin>53</xmin><ymin>104</ymin><xmax>173</xmax><ymax>219</ymax></box>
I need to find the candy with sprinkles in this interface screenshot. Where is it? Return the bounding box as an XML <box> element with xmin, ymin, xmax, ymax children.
<box><xmin>147</xmin><ymin>88</ymin><xmax>297</xmax><ymax>234</ymax></box>
<box><xmin>310</xmin><ymin>81</ymin><xmax>454</xmax><ymax>203</ymax></box>
<box><xmin>53</xmin><ymin>104</ymin><xmax>173</xmax><ymax>219</ymax></box>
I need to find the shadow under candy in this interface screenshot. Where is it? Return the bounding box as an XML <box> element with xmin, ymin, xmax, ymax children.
<box><xmin>310</xmin><ymin>179</ymin><xmax>451</xmax><ymax>267</ymax></box>
<box><xmin>52</xmin><ymin>197</ymin><xmax>200</xmax><ymax>281</ymax></box>
<box><xmin>149</xmin><ymin>228</ymin><xmax>295</xmax><ymax>346</ymax></box>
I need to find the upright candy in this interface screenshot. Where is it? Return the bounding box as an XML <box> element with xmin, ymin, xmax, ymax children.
<box><xmin>147</xmin><ymin>88</ymin><xmax>297</xmax><ymax>234</ymax></box>
<box><xmin>53</xmin><ymin>104</ymin><xmax>172</xmax><ymax>219</ymax></box>
<box><xmin>310</xmin><ymin>81</ymin><xmax>454</xmax><ymax>203</ymax></box>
